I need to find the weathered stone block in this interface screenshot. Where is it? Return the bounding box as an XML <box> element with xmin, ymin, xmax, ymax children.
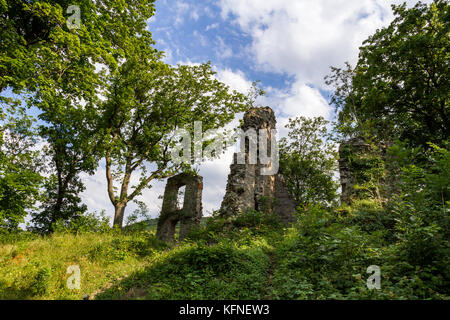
<box><xmin>156</xmin><ymin>173</ymin><xmax>203</xmax><ymax>243</ymax></box>
<box><xmin>219</xmin><ymin>106</ymin><xmax>296</xmax><ymax>224</ymax></box>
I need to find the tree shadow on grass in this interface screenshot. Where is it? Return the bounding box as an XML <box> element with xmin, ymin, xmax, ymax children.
<box><xmin>0</xmin><ymin>280</ymin><xmax>35</xmax><ymax>300</ymax></box>
<box><xmin>94</xmin><ymin>243</ymin><xmax>270</xmax><ymax>300</ymax></box>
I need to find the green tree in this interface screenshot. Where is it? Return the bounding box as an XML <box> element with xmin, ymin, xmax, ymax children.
<box><xmin>2</xmin><ymin>1</ymin><xmax>158</xmax><ymax>231</ymax></box>
<box><xmin>279</xmin><ymin>116</ymin><xmax>338</xmax><ymax>208</ymax></box>
<box><xmin>30</xmin><ymin>174</ymin><xmax>87</xmax><ymax>233</ymax></box>
<box><xmin>0</xmin><ymin>104</ymin><xmax>42</xmax><ymax>231</ymax></box>
<box><xmin>30</xmin><ymin>0</ymin><xmax>157</xmax><ymax>231</ymax></box>
<box><xmin>387</xmin><ymin>143</ymin><xmax>450</xmax><ymax>293</ymax></box>
<box><xmin>327</xmin><ymin>0</ymin><xmax>449</xmax><ymax>147</ymax></box>
<box><xmin>100</xmin><ymin>35</ymin><xmax>254</xmax><ymax>227</ymax></box>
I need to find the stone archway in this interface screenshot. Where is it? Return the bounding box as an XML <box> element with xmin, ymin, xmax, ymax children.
<box><xmin>156</xmin><ymin>173</ymin><xmax>203</xmax><ymax>243</ymax></box>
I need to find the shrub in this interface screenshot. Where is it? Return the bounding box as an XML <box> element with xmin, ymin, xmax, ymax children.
<box><xmin>51</xmin><ymin>210</ymin><xmax>111</xmax><ymax>235</ymax></box>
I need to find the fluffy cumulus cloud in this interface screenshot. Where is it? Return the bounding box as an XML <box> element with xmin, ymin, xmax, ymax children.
<box><xmin>219</xmin><ymin>0</ymin><xmax>432</xmax><ymax>87</ymax></box>
<box><xmin>215</xmin><ymin>68</ymin><xmax>253</xmax><ymax>93</ymax></box>
<box><xmin>260</xmin><ymin>81</ymin><xmax>331</xmax><ymax>118</ymax></box>
<box><xmin>281</xmin><ymin>83</ymin><xmax>330</xmax><ymax>118</ymax></box>
<box><xmin>218</xmin><ymin>0</ymin><xmax>433</xmax><ymax>122</ymax></box>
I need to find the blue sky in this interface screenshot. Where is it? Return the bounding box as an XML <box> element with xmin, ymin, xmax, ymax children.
<box><xmin>148</xmin><ymin>0</ymin><xmax>291</xmax><ymax>89</ymax></box>
<box><xmin>78</xmin><ymin>0</ymin><xmax>432</xmax><ymax>222</ymax></box>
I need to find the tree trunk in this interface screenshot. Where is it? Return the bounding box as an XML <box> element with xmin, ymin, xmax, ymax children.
<box><xmin>113</xmin><ymin>202</ymin><xmax>127</xmax><ymax>229</ymax></box>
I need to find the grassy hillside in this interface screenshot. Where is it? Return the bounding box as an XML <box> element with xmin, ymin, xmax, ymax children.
<box><xmin>0</xmin><ymin>204</ymin><xmax>448</xmax><ymax>300</ymax></box>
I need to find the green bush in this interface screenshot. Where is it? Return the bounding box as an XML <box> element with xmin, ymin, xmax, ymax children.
<box><xmin>88</xmin><ymin>231</ymin><xmax>167</xmax><ymax>264</ymax></box>
<box><xmin>233</xmin><ymin>210</ymin><xmax>282</xmax><ymax>229</ymax></box>
<box><xmin>96</xmin><ymin>240</ymin><xmax>271</xmax><ymax>300</ymax></box>
<box><xmin>339</xmin><ymin>200</ymin><xmax>396</xmax><ymax>242</ymax></box>
<box><xmin>52</xmin><ymin>211</ymin><xmax>111</xmax><ymax>234</ymax></box>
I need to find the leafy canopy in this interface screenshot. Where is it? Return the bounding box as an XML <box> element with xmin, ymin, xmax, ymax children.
<box><xmin>327</xmin><ymin>0</ymin><xmax>449</xmax><ymax>147</ymax></box>
<box><xmin>279</xmin><ymin>116</ymin><xmax>338</xmax><ymax>208</ymax></box>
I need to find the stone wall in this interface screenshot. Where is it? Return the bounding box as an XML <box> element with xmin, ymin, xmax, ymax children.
<box><xmin>338</xmin><ymin>137</ymin><xmax>371</xmax><ymax>204</ymax></box>
<box><xmin>338</xmin><ymin>137</ymin><xmax>393</xmax><ymax>204</ymax></box>
<box><xmin>219</xmin><ymin>107</ymin><xmax>296</xmax><ymax>224</ymax></box>
<box><xmin>156</xmin><ymin>173</ymin><xmax>203</xmax><ymax>243</ymax></box>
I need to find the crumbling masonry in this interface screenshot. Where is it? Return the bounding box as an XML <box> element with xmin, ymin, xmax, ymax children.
<box><xmin>156</xmin><ymin>107</ymin><xmax>297</xmax><ymax>243</ymax></box>
<box><xmin>156</xmin><ymin>173</ymin><xmax>203</xmax><ymax>243</ymax></box>
<box><xmin>156</xmin><ymin>109</ymin><xmax>396</xmax><ymax>240</ymax></box>
<box><xmin>338</xmin><ymin>137</ymin><xmax>394</xmax><ymax>204</ymax></box>
<box><xmin>219</xmin><ymin>107</ymin><xmax>296</xmax><ymax>224</ymax></box>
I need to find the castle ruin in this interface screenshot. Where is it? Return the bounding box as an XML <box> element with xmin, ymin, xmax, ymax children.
<box><xmin>219</xmin><ymin>107</ymin><xmax>296</xmax><ymax>224</ymax></box>
<box><xmin>156</xmin><ymin>173</ymin><xmax>203</xmax><ymax>243</ymax></box>
<box><xmin>156</xmin><ymin>107</ymin><xmax>300</xmax><ymax>242</ymax></box>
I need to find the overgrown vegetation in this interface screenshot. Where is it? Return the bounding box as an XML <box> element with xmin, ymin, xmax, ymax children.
<box><xmin>0</xmin><ymin>0</ymin><xmax>448</xmax><ymax>301</ymax></box>
<box><xmin>1</xmin><ymin>186</ymin><xmax>448</xmax><ymax>300</ymax></box>
<box><xmin>279</xmin><ymin>116</ymin><xmax>338</xmax><ymax>208</ymax></box>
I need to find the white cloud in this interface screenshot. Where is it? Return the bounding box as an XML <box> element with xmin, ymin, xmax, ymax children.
<box><xmin>174</xmin><ymin>1</ymin><xmax>190</xmax><ymax>26</ymax></box>
<box><xmin>79</xmin><ymin>164</ymin><xmax>111</xmax><ymax>214</ymax></box>
<box><xmin>193</xmin><ymin>30</ymin><xmax>209</xmax><ymax>46</ymax></box>
<box><xmin>190</xmin><ymin>9</ymin><xmax>200</xmax><ymax>21</ymax></box>
<box><xmin>217</xmin><ymin>0</ymin><xmax>434</xmax><ymax>128</ymax></box>
<box><xmin>215</xmin><ymin>68</ymin><xmax>253</xmax><ymax>93</ymax></box>
<box><xmin>219</xmin><ymin>0</ymin><xmax>433</xmax><ymax>89</ymax></box>
<box><xmin>279</xmin><ymin>81</ymin><xmax>330</xmax><ymax>119</ymax></box>
<box><xmin>215</xmin><ymin>36</ymin><xmax>233</xmax><ymax>60</ymax></box>
<box><xmin>254</xmin><ymin>81</ymin><xmax>331</xmax><ymax>137</ymax></box>
<box><xmin>205</xmin><ymin>23</ymin><xmax>219</xmax><ymax>31</ymax></box>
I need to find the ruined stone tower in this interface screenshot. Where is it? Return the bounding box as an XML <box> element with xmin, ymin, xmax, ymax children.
<box><xmin>156</xmin><ymin>173</ymin><xmax>203</xmax><ymax>243</ymax></box>
<box><xmin>219</xmin><ymin>107</ymin><xmax>296</xmax><ymax>224</ymax></box>
<box><xmin>338</xmin><ymin>137</ymin><xmax>392</xmax><ymax>204</ymax></box>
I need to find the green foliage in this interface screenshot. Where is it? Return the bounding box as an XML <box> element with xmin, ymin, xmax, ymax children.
<box><xmin>271</xmin><ymin>202</ymin><xmax>448</xmax><ymax>299</ymax></box>
<box><xmin>95</xmin><ymin>240</ymin><xmax>271</xmax><ymax>300</ymax></box>
<box><xmin>328</xmin><ymin>0</ymin><xmax>449</xmax><ymax>147</ymax></box>
<box><xmin>340</xmin><ymin>141</ymin><xmax>386</xmax><ymax>202</ymax></box>
<box><xmin>233</xmin><ymin>210</ymin><xmax>282</xmax><ymax>230</ymax></box>
<box><xmin>186</xmin><ymin>210</ymin><xmax>282</xmax><ymax>244</ymax></box>
<box><xmin>51</xmin><ymin>210</ymin><xmax>111</xmax><ymax>235</ymax></box>
<box><xmin>0</xmin><ymin>230</ymin><xmax>167</xmax><ymax>299</ymax></box>
<box><xmin>87</xmin><ymin>231</ymin><xmax>167</xmax><ymax>264</ymax></box>
<box><xmin>0</xmin><ymin>193</ymin><xmax>448</xmax><ymax>300</ymax></box>
<box><xmin>0</xmin><ymin>261</ymin><xmax>51</xmax><ymax>298</ymax></box>
<box><xmin>30</xmin><ymin>174</ymin><xmax>88</xmax><ymax>233</ymax></box>
<box><xmin>0</xmin><ymin>106</ymin><xmax>42</xmax><ymax>231</ymax></box>
<box><xmin>1</xmin><ymin>0</ymin><xmax>159</xmax><ymax>231</ymax></box>
<box><xmin>340</xmin><ymin>200</ymin><xmax>396</xmax><ymax>242</ymax></box>
<box><xmin>386</xmin><ymin>143</ymin><xmax>449</xmax><ymax>288</ymax></box>
<box><xmin>279</xmin><ymin>116</ymin><xmax>338</xmax><ymax>208</ymax></box>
